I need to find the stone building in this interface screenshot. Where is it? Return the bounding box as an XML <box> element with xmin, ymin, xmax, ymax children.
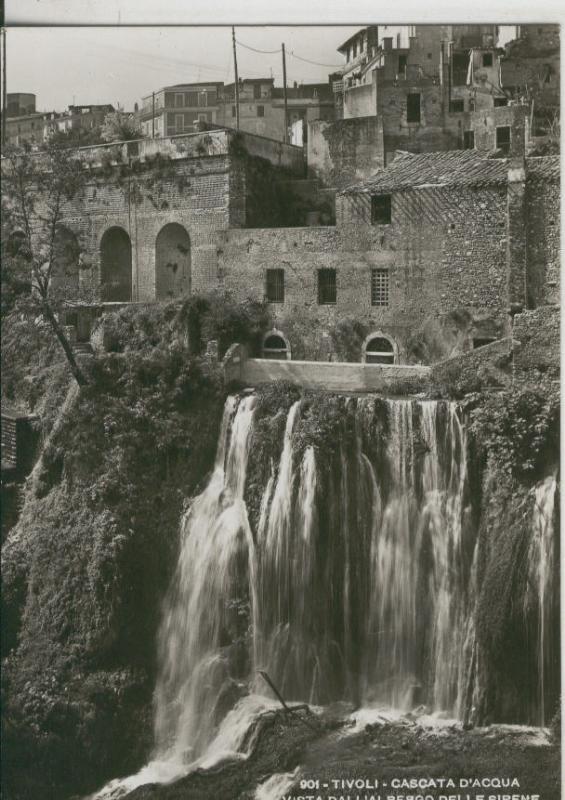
<box><xmin>219</xmin><ymin>150</ymin><xmax>558</xmax><ymax>363</ymax></box>
<box><xmin>501</xmin><ymin>25</ymin><xmax>560</xmax><ymax>136</ymax></box>
<box><xmin>16</xmin><ymin>128</ymin><xmax>556</xmax><ymax>366</ymax></box>
<box><xmin>309</xmin><ymin>25</ymin><xmax>533</xmax><ymax>189</ymax></box>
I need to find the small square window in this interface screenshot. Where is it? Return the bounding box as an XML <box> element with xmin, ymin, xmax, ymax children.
<box><xmin>257</xmin><ymin>105</ymin><xmax>265</xmax><ymax>118</ymax></box>
<box><xmin>482</xmin><ymin>53</ymin><xmax>493</xmax><ymax>67</ymax></box>
<box><xmin>371</xmin><ymin>269</ymin><xmax>389</xmax><ymax>306</ymax></box>
<box><xmin>266</xmin><ymin>269</ymin><xmax>284</xmax><ymax>303</ymax></box>
<box><xmin>450</xmin><ymin>99</ymin><xmax>465</xmax><ymax>113</ymax></box>
<box><xmin>371</xmin><ymin>195</ymin><xmax>392</xmax><ymax>225</ymax></box>
<box><xmin>463</xmin><ymin>130</ymin><xmax>475</xmax><ymax>149</ymax></box>
<box><xmin>318</xmin><ymin>268</ymin><xmax>336</xmax><ymax>305</ymax></box>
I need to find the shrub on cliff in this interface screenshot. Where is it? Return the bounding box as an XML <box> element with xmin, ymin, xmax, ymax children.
<box><xmin>469</xmin><ymin>387</ymin><xmax>559</xmax><ymax>481</ymax></box>
<box><xmin>2</xmin><ymin>328</ymin><xmax>227</xmax><ymax>797</ymax></box>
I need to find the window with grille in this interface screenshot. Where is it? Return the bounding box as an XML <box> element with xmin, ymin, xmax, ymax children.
<box><xmin>371</xmin><ymin>195</ymin><xmax>392</xmax><ymax>225</ymax></box>
<box><xmin>317</xmin><ymin>269</ymin><xmax>336</xmax><ymax>304</ymax></box>
<box><xmin>262</xmin><ymin>334</ymin><xmax>289</xmax><ymax>360</ymax></box>
<box><xmin>257</xmin><ymin>105</ymin><xmax>265</xmax><ymax>117</ymax></box>
<box><xmin>371</xmin><ymin>269</ymin><xmax>389</xmax><ymax>306</ymax></box>
<box><xmin>365</xmin><ymin>336</ymin><xmax>395</xmax><ymax>364</ymax></box>
<box><xmin>266</xmin><ymin>269</ymin><xmax>284</xmax><ymax>303</ymax></box>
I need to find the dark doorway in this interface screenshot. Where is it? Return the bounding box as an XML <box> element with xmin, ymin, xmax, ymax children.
<box><xmin>100</xmin><ymin>227</ymin><xmax>132</xmax><ymax>302</ymax></box>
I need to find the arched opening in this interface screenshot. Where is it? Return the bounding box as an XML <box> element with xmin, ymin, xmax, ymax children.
<box><xmin>51</xmin><ymin>226</ymin><xmax>80</xmax><ymax>298</ymax></box>
<box><xmin>363</xmin><ymin>334</ymin><xmax>396</xmax><ymax>365</ymax></box>
<box><xmin>155</xmin><ymin>223</ymin><xmax>191</xmax><ymax>300</ymax></box>
<box><xmin>100</xmin><ymin>227</ymin><xmax>132</xmax><ymax>302</ymax></box>
<box><xmin>262</xmin><ymin>331</ymin><xmax>291</xmax><ymax>361</ymax></box>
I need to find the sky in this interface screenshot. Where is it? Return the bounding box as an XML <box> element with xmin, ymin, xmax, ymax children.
<box><xmin>5</xmin><ymin>26</ymin><xmax>360</xmax><ymax>112</ymax></box>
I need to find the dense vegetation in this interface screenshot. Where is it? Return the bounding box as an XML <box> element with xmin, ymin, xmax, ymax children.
<box><xmin>1</xmin><ymin>301</ymin><xmax>237</xmax><ymax>799</ymax></box>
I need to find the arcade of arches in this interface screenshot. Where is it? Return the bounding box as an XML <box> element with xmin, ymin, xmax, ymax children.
<box><xmin>98</xmin><ymin>223</ymin><xmax>192</xmax><ymax>302</ymax></box>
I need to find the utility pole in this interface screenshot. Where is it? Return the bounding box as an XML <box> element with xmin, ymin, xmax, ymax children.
<box><xmin>2</xmin><ymin>28</ymin><xmax>7</xmax><ymax>149</ymax></box>
<box><xmin>232</xmin><ymin>26</ymin><xmax>240</xmax><ymax>130</ymax></box>
<box><xmin>152</xmin><ymin>91</ymin><xmax>155</xmax><ymax>138</ymax></box>
<box><xmin>282</xmin><ymin>42</ymin><xmax>288</xmax><ymax>143</ymax></box>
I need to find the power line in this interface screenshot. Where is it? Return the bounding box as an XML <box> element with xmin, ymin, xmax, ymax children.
<box><xmin>288</xmin><ymin>51</ymin><xmax>343</xmax><ymax>68</ymax></box>
<box><xmin>236</xmin><ymin>40</ymin><xmax>281</xmax><ymax>55</ymax></box>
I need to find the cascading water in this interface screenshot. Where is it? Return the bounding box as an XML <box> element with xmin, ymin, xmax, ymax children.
<box><xmin>93</xmin><ymin>392</ymin><xmax>558</xmax><ymax>797</ymax></box>
<box><xmin>524</xmin><ymin>473</ymin><xmax>558</xmax><ymax>726</ymax></box>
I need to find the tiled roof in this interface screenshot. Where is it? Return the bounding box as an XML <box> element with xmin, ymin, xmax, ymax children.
<box><xmin>340</xmin><ymin>151</ymin><xmax>559</xmax><ymax>194</ymax></box>
<box><xmin>526</xmin><ymin>156</ymin><xmax>560</xmax><ymax>182</ymax></box>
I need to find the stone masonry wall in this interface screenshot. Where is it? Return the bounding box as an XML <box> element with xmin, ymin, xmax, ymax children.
<box><xmin>526</xmin><ymin>176</ymin><xmax>560</xmax><ymax>306</ymax></box>
<box><xmin>218</xmin><ymin>182</ymin><xmax>510</xmax><ymax>363</ymax></box>
<box><xmin>50</xmin><ymin>131</ymin><xmax>304</xmax><ymax>302</ymax></box>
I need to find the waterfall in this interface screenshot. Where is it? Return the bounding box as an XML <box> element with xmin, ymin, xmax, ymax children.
<box><xmin>93</xmin><ymin>393</ymin><xmax>557</xmax><ymax>797</ymax></box>
<box><xmin>524</xmin><ymin>474</ymin><xmax>558</xmax><ymax>726</ymax></box>
<box><xmin>153</xmin><ymin>394</ymin><xmax>257</xmax><ymax>766</ymax></box>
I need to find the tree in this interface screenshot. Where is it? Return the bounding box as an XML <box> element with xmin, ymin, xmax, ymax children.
<box><xmin>1</xmin><ymin>146</ymin><xmax>92</xmax><ymax>386</ymax></box>
<box><xmin>101</xmin><ymin>111</ymin><xmax>142</xmax><ymax>143</ymax></box>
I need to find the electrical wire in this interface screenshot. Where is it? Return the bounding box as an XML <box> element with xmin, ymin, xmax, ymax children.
<box><xmin>288</xmin><ymin>51</ymin><xmax>343</xmax><ymax>68</ymax></box>
<box><xmin>235</xmin><ymin>40</ymin><xmax>281</xmax><ymax>55</ymax></box>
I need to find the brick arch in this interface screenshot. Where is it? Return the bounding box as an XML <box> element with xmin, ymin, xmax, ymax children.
<box><xmin>100</xmin><ymin>226</ymin><xmax>132</xmax><ymax>302</ymax></box>
<box><xmin>262</xmin><ymin>329</ymin><xmax>291</xmax><ymax>360</ymax></box>
<box><xmin>155</xmin><ymin>223</ymin><xmax>191</xmax><ymax>300</ymax></box>
<box><xmin>362</xmin><ymin>331</ymin><xmax>398</xmax><ymax>364</ymax></box>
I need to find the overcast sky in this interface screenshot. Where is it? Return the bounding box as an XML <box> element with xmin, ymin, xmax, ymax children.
<box><xmin>5</xmin><ymin>26</ymin><xmax>362</xmax><ymax>111</ymax></box>
<box><xmin>4</xmin><ymin>23</ymin><xmax>530</xmax><ymax>114</ymax></box>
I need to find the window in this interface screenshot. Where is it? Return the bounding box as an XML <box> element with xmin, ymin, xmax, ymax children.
<box><xmin>262</xmin><ymin>333</ymin><xmax>289</xmax><ymax>360</ymax></box>
<box><xmin>452</xmin><ymin>51</ymin><xmax>469</xmax><ymax>86</ymax></box>
<box><xmin>406</xmin><ymin>93</ymin><xmax>421</xmax><ymax>123</ymax></box>
<box><xmin>496</xmin><ymin>125</ymin><xmax>511</xmax><ymax>154</ymax></box>
<box><xmin>266</xmin><ymin>269</ymin><xmax>284</xmax><ymax>303</ymax></box>
<box><xmin>398</xmin><ymin>54</ymin><xmax>407</xmax><ymax>74</ymax></box>
<box><xmin>463</xmin><ymin>130</ymin><xmax>475</xmax><ymax>149</ymax></box>
<box><xmin>450</xmin><ymin>99</ymin><xmax>465</xmax><ymax>113</ymax></box>
<box><xmin>175</xmin><ymin>114</ymin><xmax>184</xmax><ymax>132</ymax></box>
<box><xmin>371</xmin><ymin>269</ymin><xmax>389</xmax><ymax>306</ymax></box>
<box><xmin>257</xmin><ymin>105</ymin><xmax>265</xmax><ymax>118</ymax></box>
<box><xmin>187</xmin><ymin>92</ymin><xmax>199</xmax><ymax>107</ymax></box>
<box><xmin>198</xmin><ymin>91</ymin><xmax>207</xmax><ymax>107</ymax></box>
<box><xmin>482</xmin><ymin>52</ymin><xmax>493</xmax><ymax>67</ymax></box>
<box><xmin>175</xmin><ymin>93</ymin><xmax>185</xmax><ymax>108</ymax></box>
<box><xmin>371</xmin><ymin>195</ymin><xmax>392</xmax><ymax>225</ymax></box>
<box><xmin>353</xmin><ymin>41</ymin><xmax>357</xmax><ymax>58</ymax></box>
<box><xmin>232</xmin><ymin>105</ymin><xmax>236</xmax><ymax>117</ymax></box>
<box><xmin>365</xmin><ymin>336</ymin><xmax>395</xmax><ymax>364</ymax></box>
<box><xmin>318</xmin><ymin>268</ymin><xmax>336</xmax><ymax>304</ymax></box>
<box><xmin>469</xmin><ymin>99</ymin><xmax>476</xmax><ymax>111</ymax></box>
<box><xmin>494</xmin><ymin>97</ymin><xmax>508</xmax><ymax>107</ymax></box>
<box><xmin>253</xmin><ymin>84</ymin><xmax>262</xmax><ymax>99</ymax></box>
